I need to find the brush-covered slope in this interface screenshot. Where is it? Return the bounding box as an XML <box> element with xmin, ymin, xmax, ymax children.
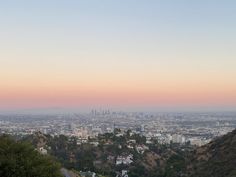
<box><xmin>186</xmin><ymin>129</ymin><xmax>236</xmax><ymax>177</ymax></box>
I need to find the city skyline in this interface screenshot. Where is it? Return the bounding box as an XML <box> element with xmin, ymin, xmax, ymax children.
<box><xmin>1</xmin><ymin>1</ymin><xmax>236</xmax><ymax>112</ymax></box>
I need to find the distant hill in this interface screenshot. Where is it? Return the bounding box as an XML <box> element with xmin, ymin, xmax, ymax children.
<box><xmin>186</xmin><ymin>129</ymin><xmax>236</xmax><ymax>177</ymax></box>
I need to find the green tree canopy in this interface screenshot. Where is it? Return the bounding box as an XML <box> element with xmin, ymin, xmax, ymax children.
<box><xmin>0</xmin><ymin>135</ymin><xmax>63</xmax><ymax>177</ymax></box>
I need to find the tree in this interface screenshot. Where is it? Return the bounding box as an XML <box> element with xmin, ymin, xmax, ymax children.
<box><xmin>0</xmin><ymin>135</ymin><xmax>63</xmax><ymax>177</ymax></box>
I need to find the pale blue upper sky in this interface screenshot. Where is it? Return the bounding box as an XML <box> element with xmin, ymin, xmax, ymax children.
<box><xmin>1</xmin><ymin>1</ymin><xmax>235</xmax><ymax>65</ymax></box>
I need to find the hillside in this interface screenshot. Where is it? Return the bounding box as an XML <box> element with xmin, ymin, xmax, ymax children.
<box><xmin>4</xmin><ymin>129</ymin><xmax>235</xmax><ymax>177</ymax></box>
<box><xmin>24</xmin><ymin>130</ymin><xmax>190</xmax><ymax>177</ymax></box>
<box><xmin>186</xmin><ymin>129</ymin><xmax>236</xmax><ymax>177</ymax></box>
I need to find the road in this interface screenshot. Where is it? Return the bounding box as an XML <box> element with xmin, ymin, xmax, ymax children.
<box><xmin>61</xmin><ymin>168</ymin><xmax>71</xmax><ymax>177</ymax></box>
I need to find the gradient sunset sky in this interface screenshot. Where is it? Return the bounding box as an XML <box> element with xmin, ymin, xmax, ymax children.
<box><xmin>0</xmin><ymin>1</ymin><xmax>236</xmax><ymax>112</ymax></box>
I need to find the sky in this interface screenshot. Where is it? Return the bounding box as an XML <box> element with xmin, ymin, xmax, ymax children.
<box><xmin>0</xmin><ymin>1</ymin><xmax>236</xmax><ymax>112</ymax></box>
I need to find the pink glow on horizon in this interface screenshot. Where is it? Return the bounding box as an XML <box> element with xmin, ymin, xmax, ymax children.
<box><xmin>0</xmin><ymin>84</ymin><xmax>235</xmax><ymax>109</ymax></box>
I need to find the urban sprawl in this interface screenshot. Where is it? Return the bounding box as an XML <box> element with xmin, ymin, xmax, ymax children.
<box><xmin>1</xmin><ymin>110</ymin><xmax>235</xmax><ymax>147</ymax></box>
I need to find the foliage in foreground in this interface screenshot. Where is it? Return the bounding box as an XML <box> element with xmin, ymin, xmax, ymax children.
<box><xmin>0</xmin><ymin>135</ymin><xmax>63</xmax><ymax>177</ymax></box>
